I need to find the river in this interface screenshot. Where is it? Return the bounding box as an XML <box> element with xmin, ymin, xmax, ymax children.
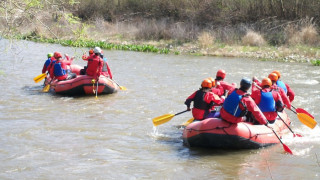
<box><xmin>0</xmin><ymin>39</ymin><xmax>319</xmax><ymax>179</ymax></box>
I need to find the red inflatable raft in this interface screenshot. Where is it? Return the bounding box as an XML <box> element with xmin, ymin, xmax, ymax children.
<box><xmin>182</xmin><ymin>111</ymin><xmax>290</xmax><ymax>149</ymax></box>
<box><xmin>47</xmin><ymin>75</ymin><xmax>119</xmax><ymax>96</ymax></box>
<box><xmin>45</xmin><ymin>64</ymin><xmax>119</xmax><ymax>96</ymax></box>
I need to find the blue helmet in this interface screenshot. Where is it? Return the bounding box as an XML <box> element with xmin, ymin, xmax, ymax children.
<box><xmin>240</xmin><ymin>78</ymin><xmax>252</xmax><ymax>90</ymax></box>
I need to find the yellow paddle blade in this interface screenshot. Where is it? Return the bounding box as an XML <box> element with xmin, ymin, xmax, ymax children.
<box><xmin>42</xmin><ymin>84</ymin><xmax>51</xmax><ymax>92</ymax></box>
<box><xmin>34</xmin><ymin>73</ymin><xmax>46</xmax><ymax>83</ymax></box>
<box><xmin>181</xmin><ymin>118</ymin><xmax>195</xmax><ymax>127</ymax></box>
<box><xmin>152</xmin><ymin>114</ymin><xmax>175</xmax><ymax>126</ymax></box>
<box><xmin>297</xmin><ymin>113</ymin><xmax>317</xmax><ymax>129</ymax></box>
<box><xmin>120</xmin><ymin>86</ymin><xmax>127</xmax><ymax>90</ymax></box>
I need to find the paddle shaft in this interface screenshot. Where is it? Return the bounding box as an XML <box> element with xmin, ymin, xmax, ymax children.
<box><xmin>110</xmin><ymin>79</ymin><xmax>126</xmax><ymax>90</ymax></box>
<box><xmin>270</xmin><ymin>128</ymin><xmax>285</xmax><ymax>146</ymax></box>
<box><xmin>95</xmin><ymin>79</ymin><xmax>98</xmax><ymax>98</ymax></box>
<box><xmin>175</xmin><ymin>110</ymin><xmax>189</xmax><ymax>116</ymax></box>
<box><xmin>114</xmin><ymin>80</ymin><xmax>121</xmax><ymax>88</ymax></box>
<box><xmin>291</xmin><ymin>105</ymin><xmax>297</xmax><ymax>110</ymax></box>
<box><xmin>288</xmin><ymin>107</ymin><xmax>298</xmax><ymax>115</ymax></box>
<box><xmin>268</xmin><ymin>126</ymin><xmax>293</xmax><ymax>154</ymax></box>
<box><xmin>277</xmin><ymin>113</ymin><xmax>302</xmax><ymax>137</ymax></box>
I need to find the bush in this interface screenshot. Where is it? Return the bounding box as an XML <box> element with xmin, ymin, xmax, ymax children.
<box><xmin>311</xmin><ymin>60</ymin><xmax>320</xmax><ymax>66</ymax></box>
<box><xmin>198</xmin><ymin>31</ymin><xmax>215</xmax><ymax>48</ymax></box>
<box><xmin>241</xmin><ymin>30</ymin><xmax>266</xmax><ymax>46</ymax></box>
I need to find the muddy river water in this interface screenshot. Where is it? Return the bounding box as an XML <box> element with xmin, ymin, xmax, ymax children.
<box><xmin>0</xmin><ymin>39</ymin><xmax>319</xmax><ymax>179</ymax></box>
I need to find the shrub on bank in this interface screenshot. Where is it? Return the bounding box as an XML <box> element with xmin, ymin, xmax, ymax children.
<box><xmin>241</xmin><ymin>30</ymin><xmax>266</xmax><ymax>47</ymax></box>
<box><xmin>198</xmin><ymin>31</ymin><xmax>215</xmax><ymax>48</ymax></box>
<box><xmin>311</xmin><ymin>60</ymin><xmax>320</xmax><ymax>66</ymax></box>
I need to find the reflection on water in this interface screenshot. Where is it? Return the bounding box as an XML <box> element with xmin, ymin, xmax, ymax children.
<box><xmin>0</xmin><ymin>39</ymin><xmax>319</xmax><ymax>179</ymax></box>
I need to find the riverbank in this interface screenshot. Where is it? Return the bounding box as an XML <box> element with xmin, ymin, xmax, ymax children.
<box><xmin>18</xmin><ymin>33</ymin><xmax>320</xmax><ymax>65</ymax></box>
<box><xmin>1</xmin><ymin>1</ymin><xmax>320</xmax><ymax>65</ymax></box>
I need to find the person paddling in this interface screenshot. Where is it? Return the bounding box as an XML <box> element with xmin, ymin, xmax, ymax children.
<box><xmin>251</xmin><ymin>78</ymin><xmax>285</xmax><ymax>123</ymax></box>
<box><xmin>272</xmin><ymin>70</ymin><xmax>295</xmax><ymax>103</ymax></box>
<box><xmin>42</xmin><ymin>53</ymin><xmax>54</xmax><ymax>74</ymax></box>
<box><xmin>215</xmin><ymin>69</ymin><xmax>236</xmax><ymax>96</ymax></box>
<box><xmin>50</xmin><ymin>52</ymin><xmax>76</xmax><ymax>81</ymax></box>
<box><xmin>80</xmin><ymin>49</ymin><xmax>94</xmax><ymax>75</ymax></box>
<box><xmin>185</xmin><ymin>78</ymin><xmax>224</xmax><ymax>120</ymax></box>
<box><xmin>99</xmin><ymin>50</ymin><xmax>113</xmax><ymax>79</ymax></box>
<box><xmin>86</xmin><ymin>47</ymin><xmax>104</xmax><ymax>81</ymax></box>
<box><xmin>268</xmin><ymin>73</ymin><xmax>291</xmax><ymax>109</ymax></box>
<box><xmin>220</xmin><ymin>78</ymin><xmax>268</xmax><ymax>125</ymax></box>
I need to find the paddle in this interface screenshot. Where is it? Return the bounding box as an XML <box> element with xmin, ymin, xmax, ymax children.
<box><xmin>292</xmin><ymin>105</ymin><xmax>314</xmax><ymax>119</ymax></box>
<box><xmin>95</xmin><ymin>78</ymin><xmax>98</xmax><ymax>99</ymax></box>
<box><xmin>34</xmin><ymin>73</ymin><xmax>46</xmax><ymax>83</ymax></box>
<box><xmin>277</xmin><ymin>113</ymin><xmax>302</xmax><ymax>137</ymax></box>
<box><xmin>267</xmin><ymin>125</ymin><xmax>293</xmax><ymax>155</ymax></box>
<box><xmin>113</xmin><ymin>80</ymin><xmax>127</xmax><ymax>90</ymax></box>
<box><xmin>43</xmin><ymin>79</ymin><xmax>54</xmax><ymax>92</ymax></box>
<box><xmin>181</xmin><ymin>117</ymin><xmax>195</xmax><ymax>127</ymax></box>
<box><xmin>253</xmin><ymin>82</ymin><xmax>317</xmax><ymax>129</ymax></box>
<box><xmin>153</xmin><ymin>110</ymin><xmax>189</xmax><ymax>126</ymax></box>
<box><xmin>175</xmin><ymin>117</ymin><xmax>194</xmax><ymax>128</ymax></box>
<box><xmin>288</xmin><ymin>108</ymin><xmax>317</xmax><ymax>129</ymax></box>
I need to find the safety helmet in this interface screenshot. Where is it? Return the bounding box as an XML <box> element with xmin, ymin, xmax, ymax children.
<box><xmin>272</xmin><ymin>70</ymin><xmax>281</xmax><ymax>79</ymax></box>
<box><xmin>240</xmin><ymin>78</ymin><xmax>252</xmax><ymax>90</ymax></box>
<box><xmin>89</xmin><ymin>49</ymin><xmax>94</xmax><ymax>54</ymax></box>
<box><xmin>268</xmin><ymin>73</ymin><xmax>278</xmax><ymax>81</ymax></box>
<box><xmin>207</xmin><ymin>77</ymin><xmax>216</xmax><ymax>87</ymax></box>
<box><xmin>216</xmin><ymin>69</ymin><xmax>226</xmax><ymax>79</ymax></box>
<box><xmin>47</xmin><ymin>53</ymin><xmax>53</xmax><ymax>58</ymax></box>
<box><xmin>93</xmin><ymin>47</ymin><xmax>102</xmax><ymax>54</ymax></box>
<box><xmin>54</xmin><ymin>52</ymin><xmax>62</xmax><ymax>59</ymax></box>
<box><xmin>201</xmin><ymin>79</ymin><xmax>213</xmax><ymax>88</ymax></box>
<box><xmin>261</xmin><ymin>78</ymin><xmax>272</xmax><ymax>87</ymax></box>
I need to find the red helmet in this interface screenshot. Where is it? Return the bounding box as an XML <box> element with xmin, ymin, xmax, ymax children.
<box><xmin>216</xmin><ymin>69</ymin><xmax>226</xmax><ymax>79</ymax></box>
<box><xmin>201</xmin><ymin>79</ymin><xmax>213</xmax><ymax>88</ymax></box>
<box><xmin>272</xmin><ymin>70</ymin><xmax>281</xmax><ymax>79</ymax></box>
<box><xmin>89</xmin><ymin>49</ymin><xmax>94</xmax><ymax>54</ymax></box>
<box><xmin>54</xmin><ymin>52</ymin><xmax>62</xmax><ymax>59</ymax></box>
<box><xmin>268</xmin><ymin>73</ymin><xmax>278</xmax><ymax>81</ymax></box>
<box><xmin>261</xmin><ymin>78</ymin><xmax>272</xmax><ymax>87</ymax></box>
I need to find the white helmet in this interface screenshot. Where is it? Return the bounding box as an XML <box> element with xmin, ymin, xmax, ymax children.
<box><xmin>93</xmin><ymin>47</ymin><xmax>102</xmax><ymax>54</ymax></box>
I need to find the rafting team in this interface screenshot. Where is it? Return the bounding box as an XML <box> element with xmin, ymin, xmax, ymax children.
<box><xmin>185</xmin><ymin>69</ymin><xmax>295</xmax><ymax>126</ymax></box>
<box><xmin>41</xmin><ymin>47</ymin><xmax>112</xmax><ymax>82</ymax></box>
<box><xmin>42</xmin><ymin>48</ymin><xmax>295</xmax><ymax>126</ymax></box>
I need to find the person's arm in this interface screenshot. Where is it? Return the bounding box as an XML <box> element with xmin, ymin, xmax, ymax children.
<box><xmin>42</xmin><ymin>64</ymin><xmax>47</xmax><ymax>74</ymax></box>
<box><xmin>185</xmin><ymin>91</ymin><xmax>196</xmax><ymax>110</ymax></box>
<box><xmin>274</xmin><ymin>91</ymin><xmax>284</xmax><ymax>112</ymax></box>
<box><xmin>209</xmin><ymin>92</ymin><xmax>224</xmax><ymax>105</ymax></box>
<box><xmin>96</xmin><ymin>58</ymin><xmax>103</xmax><ymax>79</ymax></box>
<box><xmin>285</xmin><ymin>83</ymin><xmax>295</xmax><ymax>102</ymax></box>
<box><xmin>106</xmin><ymin>62</ymin><xmax>113</xmax><ymax>79</ymax></box>
<box><xmin>244</xmin><ymin>97</ymin><xmax>268</xmax><ymax>125</ymax></box>
<box><xmin>279</xmin><ymin>88</ymin><xmax>291</xmax><ymax>109</ymax></box>
<box><xmin>250</xmin><ymin>88</ymin><xmax>260</xmax><ymax>105</ymax></box>
<box><xmin>82</xmin><ymin>54</ymin><xmax>89</xmax><ymax>61</ymax></box>
<box><xmin>220</xmin><ymin>81</ymin><xmax>236</xmax><ymax>93</ymax></box>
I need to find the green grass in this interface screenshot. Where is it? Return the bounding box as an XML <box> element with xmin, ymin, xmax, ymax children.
<box><xmin>311</xmin><ymin>60</ymin><xmax>320</xmax><ymax>66</ymax></box>
<box><xmin>16</xmin><ymin>34</ymin><xmax>170</xmax><ymax>54</ymax></box>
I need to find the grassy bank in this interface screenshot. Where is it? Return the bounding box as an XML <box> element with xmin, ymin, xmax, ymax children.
<box><xmin>17</xmin><ymin>31</ymin><xmax>320</xmax><ymax>64</ymax></box>
<box><xmin>19</xmin><ymin>34</ymin><xmax>171</xmax><ymax>54</ymax></box>
<box><xmin>1</xmin><ymin>0</ymin><xmax>320</xmax><ymax>65</ymax></box>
